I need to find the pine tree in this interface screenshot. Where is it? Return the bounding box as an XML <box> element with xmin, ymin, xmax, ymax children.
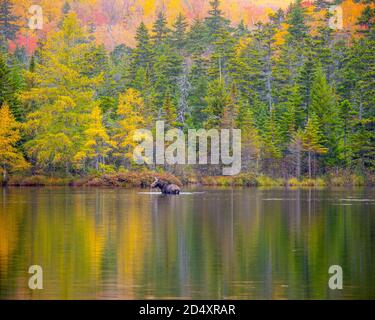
<box><xmin>0</xmin><ymin>54</ymin><xmax>22</xmax><ymax>120</ymax></box>
<box><xmin>221</xmin><ymin>82</ymin><xmax>240</xmax><ymax>129</ymax></box>
<box><xmin>297</xmin><ymin>54</ymin><xmax>315</xmax><ymax>118</ymax></box>
<box><xmin>239</xmin><ymin>107</ymin><xmax>261</xmax><ymax>172</ymax></box>
<box><xmin>286</xmin><ymin>0</ymin><xmax>309</xmax><ymax>43</ymax></box>
<box><xmin>278</xmin><ymin>84</ymin><xmax>304</xmax><ymax>148</ymax></box>
<box><xmin>269</xmin><ymin>8</ymin><xmax>285</xmax><ymax>26</ymax></box>
<box><xmin>171</xmin><ymin>13</ymin><xmax>188</xmax><ymax>51</ymax></box>
<box><xmin>261</xmin><ymin>110</ymin><xmax>282</xmax><ymax>161</ymax></box>
<box><xmin>205</xmin><ymin>0</ymin><xmax>230</xmax><ymax>41</ymax></box>
<box><xmin>161</xmin><ymin>90</ymin><xmax>178</xmax><ymax>128</ymax></box>
<box><xmin>188</xmin><ymin>58</ymin><xmax>209</xmax><ymax>127</ymax></box>
<box><xmin>0</xmin><ymin>0</ymin><xmax>20</xmax><ymax>47</ymax></box>
<box><xmin>186</xmin><ymin>19</ymin><xmax>209</xmax><ymax>55</ymax></box>
<box><xmin>355</xmin><ymin>0</ymin><xmax>375</xmax><ymax>40</ymax></box>
<box><xmin>203</xmin><ymin>79</ymin><xmax>230</xmax><ymax>128</ymax></box>
<box><xmin>235</xmin><ymin>20</ymin><xmax>249</xmax><ymax>39</ymax></box>
<box><xmin>151</xmin><ymin>42</ymin><xmax>183</xmax><ymax>111</ymax></box>
<box><xmin>152</xmin><ymin>11</ymin><xmax>170</xmax><ymax>43</ymax></box>
<box><xmin>310</xmin><ymin>65</ymin><xmax>339</xmax><ymax>166</ymax></box>
<box><xmin>208</xmin><ymin>25</ymin><xmax>236</xmax><ymax>82</ymax></box>
<box><xmin>62</xmin><ymin>1</ymin><xmax>71</xmax><ymax>15</ymax></box>
<box><xmin>0</xmin><ymin>103</ymin><xmax>29</xmax><ymax>184</ymax></box>
<box><xmin>133</xmin><ymin>22</ymin><xmax>152</xmax><ymax>70</ymax></box>
<box><xmin>274</xmin><ymin>0</ymin><xmax>310</xmax><ymax>106</ymax></box>
<box><xmin>289</xmin><ymin>128</ymin><xmax>304</xmax><ymax>179</ymax></box>
<box><xmin>176</xmin><ymin>60</ymin><xmax>191</xmax><ymax>126</ymax></box>
<box><xmin>302</xmin><ymin>113</ymin><xmax>328</xmax><ymax>178</ymax></box>
<box><xmin>338</xmin><ymin>100</ymin><xmax>355</xmax><ymax>167</ymax></box>
<box><xmin>351</xmin><ymin>117</ymin><xmax>375</xmax><ymax>170</ymax></box>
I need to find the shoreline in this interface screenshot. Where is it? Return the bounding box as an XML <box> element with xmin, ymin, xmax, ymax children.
<box><xmin>2</xmin><ymin>171</ymin><xmax>374</xmax><ymax>188</ymax></box>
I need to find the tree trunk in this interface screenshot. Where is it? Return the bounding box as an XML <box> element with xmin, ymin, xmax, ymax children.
<box><xmin>308</xmin><ymin>151</ymin><xmax>312</xmax><ymax>179</ymax></box>
<box><xmin>95</xmin><ymin>156</ymin><xmax>99</xmax><ymax>171</ymax></box>
<box><xmin>265</xmin><ymin>42</ymin><xmax>273</xmax><ymax>113</ymax></box>
<box><xmin>296</xmin><ymin>147</ymin><xmax>301</xmax><ymax>179</ymax></box>
<box><xmin>2</xmin><ymin>166</ymin><xmax>8</xmax><ymax>186</ymax></box>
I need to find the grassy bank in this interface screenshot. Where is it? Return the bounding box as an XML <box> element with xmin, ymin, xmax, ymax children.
<box><xmin>3</xmin><ymin>170</ymin><xmax>374</xmax><ymax>188</ymax></box>
<box><xmin>198</xmin><ymin>172</ymin><xmax>373</xmax><ymax>187</ymax></box>
<box><xmin>6</xmin><ymin>171</ymin><xmax>182</xmax><ymax>188</ymax></box>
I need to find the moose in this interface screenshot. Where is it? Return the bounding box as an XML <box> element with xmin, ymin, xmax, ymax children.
<box><xmin>151</xmin><ymin>178</ymin><xmax>181</xmax><ymax>195</ymax></box>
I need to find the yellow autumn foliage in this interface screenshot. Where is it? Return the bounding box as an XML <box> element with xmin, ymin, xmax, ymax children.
<box><xmin>0</xmin><ymin>104</ymin><xmax>29</xmax><ymax>178</ymax></box>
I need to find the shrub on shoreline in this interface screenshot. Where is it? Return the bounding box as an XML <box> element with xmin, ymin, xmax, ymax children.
<box><xmin>4</xmin><ymin>171</ymin><xmax>374</xmax><ymax>187</ymax></box>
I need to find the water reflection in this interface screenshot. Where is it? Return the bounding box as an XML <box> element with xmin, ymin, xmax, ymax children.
<box><xmin>0</xmin><ymin>187</ymin><xmax>374</xmax><ymax>299</ymax></box>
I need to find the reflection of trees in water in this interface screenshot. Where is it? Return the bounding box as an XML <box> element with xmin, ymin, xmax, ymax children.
<box><xmin>0</xmin><ymin>188</ymin><xmax>375</xmax><ymax>299</ymax></box>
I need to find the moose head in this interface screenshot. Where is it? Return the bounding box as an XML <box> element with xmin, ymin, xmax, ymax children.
<box><xmin>151</xmin><ymin>177</ymin><xmax>163</xmax><ymax>189</ymax></box>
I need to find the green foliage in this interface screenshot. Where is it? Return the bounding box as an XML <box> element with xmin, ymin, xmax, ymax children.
<box><xmin>0</xmin><ymin>54</ymin><xmax>22</xmax><ymax>120</ymax></box>
<box><xmin>0</xmin><ymin>0</ymin><xmax>19</xmax><ymax>47</ymax></box>
<box><xmin>0</xmin><ymin>0</ymin><xmax>374</xmax><ymax>179</ymax></box>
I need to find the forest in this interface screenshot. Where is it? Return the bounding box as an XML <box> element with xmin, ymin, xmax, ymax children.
<box><xmin>0</xmin><ymin>0</ymin><xmax>374</xmax><ymax>186</ymax></box>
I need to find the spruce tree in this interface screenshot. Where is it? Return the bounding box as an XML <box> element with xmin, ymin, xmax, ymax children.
<box><xmin>0</xmin><ymin>0</ymin><xmax>20</xmax><ymax>47</ymax></box>
<box><xmin>302</xmin><ymin>113</ymin><xmax>328</xmax><ymax>178</ymax></box>
<box><xmin>239</xmin><ymin>108</ymin><xmax>261</xmax><ymax>172</ymax></box>
<box><xmin>133</xmin><ymin>22</ymin><xmax>152</xmax><ymax>69</ymax></box>
<box><xmin>0</xmin><ymin>54</ymin><xmax>22</xmax><ymax>120</ymax></box>
<box><xmin>171</xmin><ymin>13</ymin><xmax>188</xmax><ymax>51</ymax></box>
<box><xmin>310</xmin><ymin>65</ymin><xmax>340</xmax><ymax>167</ymax></box>
<box><xmin>203</xmin><ymin>78</ymin><xmax>229</xmax><ymax>128</ymax></box>
<box><xmin>152</xmin><ymin>11</ymin><xmax>170</xmax><ymax>43</ymax></box>
<box><xmin>355</xmin><ymin>0</ymin><xmax>375</xmax><ymax>40</ymax></box>
<box><xmin>205</xmin><ymin>0</ymin><xmax>230</xmax><ymax>41</ymax></box>
<box><xmin>286</xmin><ymin>0</ymin><xmax>309</xmax><ymax>43</ymax></box>
<box><xmin>289</xmin><ymin>128</ymin><xmax>304</xmax><ymax>179</ymax></box>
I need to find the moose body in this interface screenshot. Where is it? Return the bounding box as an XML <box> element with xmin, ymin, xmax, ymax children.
<box><xmin>151</xmin><ymin>178</ymin><xmax>181</xmax><ymax>195</ymax></box>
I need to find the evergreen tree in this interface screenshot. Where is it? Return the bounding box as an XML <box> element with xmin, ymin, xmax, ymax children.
<box><xmin>133</xmin><ymin>22</ymin><xmax>152</xmax><ymax>70</ymax></box>
<box><xmin>235</xmin><ymin>20</ymin><xmax>249</xmax><ymax>39</ymax></box>
<box><xmin>310</xmin><ymin>65</ymin><xmax>340</xmax><ymax>166</ymax></box>
<box><xmin>261</xmin><ymin>110</ymin><xmax>282</xmax><ymax>162</ymax></box>
<box><xmin>0</xmin><ymin>54</ymin><xmax>22</xmax><ymax>120</ymax></box>
<box><xmin>171</xmin><ymin>13</ymin><xmax>188</xmax><ymax>51</ymax></box>
<box><xmin>286</xmin><ymin>0</ymin><xmax>309</xmax><ymax>43</ymax></box>
<box><xmin>289</xmin><ymin>128</ymin><xmax>304</xmax><ymax>179</ymax></box>
<box><xmin>0</xmin><ymin>0</ymin><xmax>20</xmax><ymax>47</ymax></box>
<box><xmin>203</xmin><ymin>79</ymin><xmax>229</xmax><ymax>128</ymax></box>
<box><xmin>355</xmin><ymin>0</ymin><xmax>375</xmax><ymax>40</ymax></box>
<box><xmin>302</xmin><ymin>113</ymin><xmax>328</xmax><ymax>178</ymax></box>
<box><xmin>152</xmin><ymin>11</ymin><xmax>170</xmax><ymax>43</ymax></box>
<box><xmin>239</xmin><ymin>108</ymin><xmax>261</xmax><ymax>172</ymax></box>
<box><xmin>151</xmin><ymin>42</ymin><xmax>183</xmax><ymax>112</ymax></box>
<box><xmin>186</xmin><ymin>19</ymin><xmax>209</xmax><ymax>55</ymax></box>
<box><xmin>297</xmin><ymin>54</ymin><xmax>315</xmax><ymax>118</ymax></box>
<box><xmin>205</xmin><ymin>0</ymin><xmax>230</xmax><ymax>41</ymax></box>
<box><xmin>62</xmin><ymin>1</ymin><xmax>71</xmax><ymax>15</ymax></box>
<box><xmin>208</xmin><ymin>25</ymin><xmax>236</xmax><ymax>82</ymax></box>
<box><xmin>221</xmin><ymin>82</ymin><xmax>240</xmax><ymax>129</ymax></box>
<box><xmin>338</xmin><ymin>100</ymin><xmax>355</xmax><ymax>167</ymax></box>
<box><xmin>161</xmin><ymin>90</ymin><xmax>178</xmax><ymax>128</ymax></box>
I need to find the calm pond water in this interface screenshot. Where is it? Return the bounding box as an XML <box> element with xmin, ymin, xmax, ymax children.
<box><xmin>0</xmin><ymin>187</ymin><xmax>374</xmax><ymax>300</ymax></box>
